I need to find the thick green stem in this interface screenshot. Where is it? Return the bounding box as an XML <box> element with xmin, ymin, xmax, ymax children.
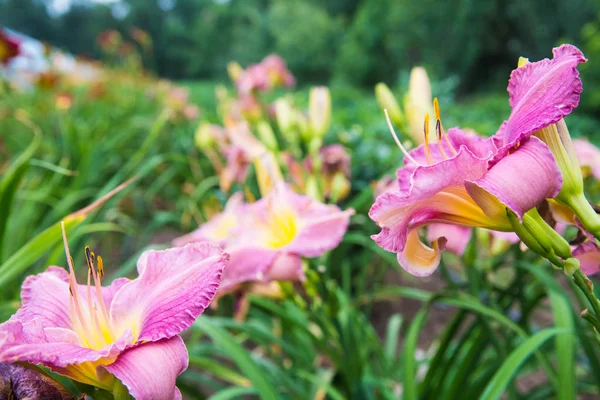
<box><xmin>565</xmin><ymin>194</ymin><xmax>600</xmax><ymax>240</ymax></box>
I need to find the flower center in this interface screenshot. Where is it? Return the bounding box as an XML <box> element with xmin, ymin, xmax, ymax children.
<box><xmin>61</xmin><ymin>222</ymin><xmax>117</xmax><ymax>350</ymax></box>
<box><xmin>261</xmin><ymin>206</ymin><xmax>298</xmax><ymax>249</ymax></box>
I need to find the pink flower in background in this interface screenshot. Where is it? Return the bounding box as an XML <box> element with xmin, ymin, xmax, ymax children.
<box><xmin>0</xmin><ymin>226</ymin><xmax>227</xmax><ymax>400</ymax></box>
<box><xmin>262</xmin><ymin>54</ymin><xmax>295</xmax><ymax>88</ymax></box>
<box><xmin>573</xmin><ymin>139</ymin><xmax>600</xmax><ymax>180</ymax></box>
<box><xmin>175</xmin><ymin>184</ymin><xmax>353</xmax><ymax>296</ymax></box>
<box><xmin>236</xmin><ymin>54</ymin><xmax>295</xmax><ymax>95</ymax></box>
<box><xmin>573</xmin><ymin>241</ymin><xmax>600</xmax><ymax>276</ymax></box>
<box><xmin>174</xmin><ymin>192</ymin><xmax>245</xmax><ymax>247</ymax></box>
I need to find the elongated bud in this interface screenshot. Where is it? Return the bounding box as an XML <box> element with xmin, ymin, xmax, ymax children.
<box><xmin>329</xmin><ymin>172</ymin><xmax>350</xmax><ymax>203</ymax></box>
<box><xmin>375</xmin><ymin>83</ymin><xmax>403</xmax><ymax>126</ymax></box>
<box><xmin>510</xmin><ymin>207</ymin><xmax>573</xmax><ymax>267</ymax></box>
<box><xmin>305</xmin><ymin>175</ymin><xmax>321</xmax><ymax>201</ymax></box>
<box><xmin>274</xmin><ymin>98</ymin><xmax>295</xmax><ymax>135</ymax></box>
<box><xmin>404</xmin><ymin>66</ymin><xmax>435</xmax><ymax>144</ymax></box>
<box><xmin>227</xmin><ymin>61</ymin><xmax>243</xmax><ymax>83</ymax></box>
<box><xmin>308</xmin><ymin>86</ymin><xmax>331</xmax><ymax>138</ymax></box>
<box><xmin>194</xmin><ymin>122</ymin><xmax>216</xmax><ymax>150</ymax></box>
<box><xmin>255</xmin><ymin>152</ymin><xmax>283</xmax><ymax>197</ymax></box>
<box><xmin>257</xmin><ymin>121</ymin><xmax>279</xmax><ymax>152</ymax></box>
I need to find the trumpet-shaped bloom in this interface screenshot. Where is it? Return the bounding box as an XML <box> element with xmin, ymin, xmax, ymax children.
<box><xmin>370</xmin><ymin>126</ymin><xmax>562</xmax><ymax>276</ymax></box>
<box><xmin>0</xmin><ymin>237</ymin><xmax>228</xmax><ymax>399</ymax></box>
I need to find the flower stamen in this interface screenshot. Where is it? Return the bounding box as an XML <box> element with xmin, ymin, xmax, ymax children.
<box><xmin>433</xmin><ymin>98</ymin><xmax>458</xmax><ymax>156</ymax></box>
<box><xmin>423</xmin><ymin>113</ymin><xmax>434</xmax><ymax>164</ymax></box>
<box><xmin>384</xmin><ymin>109</ymin><xmax>420</xmax><ymax>166</ymax></box>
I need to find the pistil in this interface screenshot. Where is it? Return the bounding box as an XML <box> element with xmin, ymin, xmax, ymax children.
<box><xmin>384</xmin><ymin>109</ymin><xmax>420</xmax><ymax>166</ymax></box>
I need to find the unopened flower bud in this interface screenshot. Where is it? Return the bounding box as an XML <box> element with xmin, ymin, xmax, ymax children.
<box><xmin>309</xmin><ymin>86</ymin><xmax>331</xmax><ymax>138</ymax></box>
<box><xmin>257</xmin><ymin>121</ymin><xmax>279</xmax><ymax>152</ymax></box>
<box><xmin>375</xmin><ymin>83</ymin><xmax>403</xmax><ymax>126</ymax></box>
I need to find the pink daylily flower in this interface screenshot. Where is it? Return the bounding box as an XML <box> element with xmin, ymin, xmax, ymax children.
<box><xmin>176</xmin><ymin>184</ymin><xmax>353</xmax><ymax>296</ymax></box>
<box><xmin>0</xmin><ymin>228</ymin><xmax>228</xmax><ymax>399</ymax></box>
<box><xmin>370</xmin><ymin>113</ymin><xmax>562</xmax><ymax>276</ymax></box>
<box><xmin>573</xmin><ymin>138</ymin><xmax>600</xmax><ymax>180</ymax></box>
<box><xmin>370</xmin><ymin>45</ymin><xmax>590</xmax><ymax>276</ymax></box>
<box><xmin>236</xmin><ymin>54</ymin><xmax>295</xmax><ymax>95</ymax></box>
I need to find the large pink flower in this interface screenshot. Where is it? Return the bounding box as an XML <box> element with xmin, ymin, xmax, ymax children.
<box><xmin>0</xmin><ymin>231</ymin><xmax>228</xmax><ymax>399</ymax></box>
<box><xmin>369</xmin><ymin>45</ymin><xmax>592</xmax><ymax>276</ymax></box>
<box><xmin>370</xmin><ymin>128</ymin><xmax>561</xmax><ymax>276</ymax></box>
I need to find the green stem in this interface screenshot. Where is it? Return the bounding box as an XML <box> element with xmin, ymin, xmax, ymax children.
<box><xmin>573</xmin><ymin>269</ymin><xmax>600</xmax><ymax>332</ymax></box>
<box><xmin>565</xmin><ymin>194</ymin><xmax>600</xmax><ymax>240</ymax></box>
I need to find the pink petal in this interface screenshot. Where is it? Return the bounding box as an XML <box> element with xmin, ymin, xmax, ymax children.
<box><xmin>573</xmin><ymin>138</ymin><xmax>600</xmax><ymax>180</ymax></box>
<box><xmin>427</xmin><ymin>224</ymin><xmax>472</xmax><ymax>256</ymax></box>
<box><xmin>0</xmin><ymin>319</ymin><xmax>132</xmax><ymax>370</ymax></box>
<box><xmin>12</xmin><ymin>267</ymin><xmax>130</xmax><ymax>330</ymax></box>
<box><xmin>241</xmin><ymin>183</ymin><xmax>353</xmax><ymax>257</ymax></box>
<box><xmin>370</xmin><ymin>147</ymin><xmax>492</xmax><ymax>253</ymax></box>
<box><xmin>110</xmin><ymin>243</ymin><xmax>227</xmax><ymax>343</ymax></box>
<box><xmin>573</xmin><ymin>241</ymin><xmax>600</xmax><ymax>276</ymax></box>
<box><xmin>500</xmin><ymin>44</ymin><xmax>586</xmax><ymax>150</ymax></box>
<box><xmin>397</xmin><ymin>227</ymin><xmax>446</xmax><ymax>276</ymax></box>
<box><xmin>405</xmin><ymin>128</ymin><xmax>496</xmax><ymax>168</ymax></box>
<box><xmin>286</xmin><ymin>208</ymin><xmax>354</xmax><ymax>257</ymax></box>
<box><xmin>265</xmin><ymin>253</ymin><xmax>305</xmax><ymax>282</ymax></box>
<box><xmin>465</xmin><ymin>137</ymin><xmax>562</xmax><ymax>220</ymax></box>
<box><xmin>103</xmin><ymin>336</ymin><xmax>187</xmax><ymax>400</ymax></box>
<box><xmin>173</xmin><ymin>193</ymin><xmax>245</xmax><ymax>247</ymax></box>
<box><xmin>218</xmin><ymin>246</ymin><xmax>279</xmax><ymax>294</ymax></box>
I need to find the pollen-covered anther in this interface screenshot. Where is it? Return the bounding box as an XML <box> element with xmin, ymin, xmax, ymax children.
<box><xmin>433</xmin><ymin>97</ymin><xmax>458</xmax><ymax>156</ymax></box>
<box><xmin>423</xmin><ymin>113</ymin><xmax>434</xmax><ymax>164</ymax></box>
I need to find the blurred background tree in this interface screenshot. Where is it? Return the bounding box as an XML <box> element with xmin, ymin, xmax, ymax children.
<box><xmin>0</xmin><ymin>0</ymin><xmax>598</xmax><ymax>94</ymax></box>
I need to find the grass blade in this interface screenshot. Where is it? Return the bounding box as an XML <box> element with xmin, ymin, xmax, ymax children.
<box><xmin>480</xmin><ymin>328</ymin><xmax>564</xmax><ymax>400</ymax></box>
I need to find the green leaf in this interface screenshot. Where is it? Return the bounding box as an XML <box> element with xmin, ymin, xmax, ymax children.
<box><xmin>194</xmin><ymin>317</ymin><xmax>279</xmax><ymax>400</ymax></box>
<box><xmin>384</xmin><ymin>314</ymin><xmax>403</xmax><ymax>364</ymax></box>
<box><xmin>0</xmin><ymin>130</ymin><xmax>41</xmax><ymax>261</ymax></box>
<box><xmin>188</xmin><ymin>356</ymin><xmax>251</xmax><ymax>388</ymax></box>
<box><xmin>207</xmin><ymin>387</ymin><xmax>257</xmax><ymax>400</ymax></box>
<box><xmin>480</xmin><ymin>328</ymin><xmax>565</xmax><ymax>400</ymax></box>
<box><xmin>402</xmin><ymin>308</ymin><xmax>427</xmax><ymax>400</ymax></box>
<box><xmin>550</xmin><ymin>292</ymin><xmax>575</xmax><ymax>400</ymax></box>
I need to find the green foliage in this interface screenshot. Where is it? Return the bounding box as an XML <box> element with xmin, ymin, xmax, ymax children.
<box><xmin>1</xmin><ymin>0</ymin><xmax>598</xmax><ymax>89</ymax></box>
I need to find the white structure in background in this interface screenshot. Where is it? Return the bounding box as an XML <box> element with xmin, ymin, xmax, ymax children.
<box><xmin>1</xmin><ymin>27</ymin><xmax>100</xmax><ymax>89</ymax></box>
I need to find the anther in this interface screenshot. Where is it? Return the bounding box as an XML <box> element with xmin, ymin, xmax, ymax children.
<box><xmin>97</xmin><ymin>255</ymin><xmax>104</xmax><ymax>279</ymax></box>
<box><xmin>423</xmin><ymin>113</ymin><xmax>434</xmax><ymax>164</ymax></box>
